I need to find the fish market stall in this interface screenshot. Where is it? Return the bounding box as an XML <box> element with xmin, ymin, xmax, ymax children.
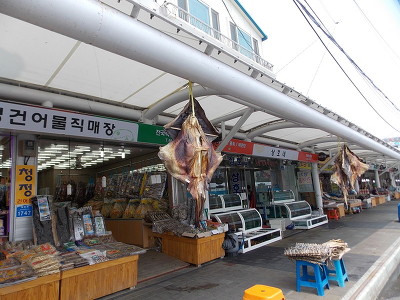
<box><xmin>0</xmin><ymin>194</ymin><xmax>146</xmax><ymax>300</ymax></box>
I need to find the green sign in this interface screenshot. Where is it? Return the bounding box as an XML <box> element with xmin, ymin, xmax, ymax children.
<box><xmin>137</xmin><ymin>123</ymin><xmax>172</xmax><ymax>145</ymax></box>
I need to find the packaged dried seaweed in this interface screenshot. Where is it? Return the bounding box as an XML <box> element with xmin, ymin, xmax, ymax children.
<box><xmin>31</xmin><ymin>196</ymin><xmax>55</xmax><ymax>245</ymax></box>
<box><xmin>53</xmin><ymin>202</ymin><xmax>74</xmax><ymax>245</ymax></box>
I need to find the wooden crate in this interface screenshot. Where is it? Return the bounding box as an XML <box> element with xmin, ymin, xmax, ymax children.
<box><xmin>378</xmin><ymin>196</ymin><xmax>386</xmax><ymax>204</ymax></box>
<box><xmin>59</xmin><ymin>255</ymin><xmax>138</xmax><ymax>300</ymax></box>
<box><xmin>155</xmin><ymin>233</ymin><xmax>225</xmax><ymax>266</ymax></box>
<box><xmin>0</xmin><ymin>273</ymin><xmax>60</xmax><ymax>300</ymax></box>
<box><xmin>395</xmin><ymin>192</ymin><xmax>400</xmax><ymax>200</ymax></box>
<box><xmin>105</xmin><ymin>219</ymin><xmax>153</xmax><ymax>248</ymax></box>
<box><xmin>371</xmin><ymin>197</ymin><xmax>378</xmax><ymax>207</ymax></box>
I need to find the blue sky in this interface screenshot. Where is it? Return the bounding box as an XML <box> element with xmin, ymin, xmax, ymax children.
<box><xmin>239</xmin><ymin>0</ymin><xmax>400</xmax><ymax>139</ymax></box>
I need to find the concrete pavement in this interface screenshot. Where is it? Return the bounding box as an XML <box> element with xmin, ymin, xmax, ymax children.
<box><xmin>102</xmin><ymin>200</ymin><xmax>400</xmax><ymax>300</ymax></box>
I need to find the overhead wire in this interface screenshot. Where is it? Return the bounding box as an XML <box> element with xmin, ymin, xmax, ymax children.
<box><xmin>292</xmin><ymin>0</ymin><xmax>400</xmax><ymax>134</ymax></box>
<box><xmin>297</xmin><ymin>0</ymin><xmax>400</xmax><ymax>114</ymax></box>
<box><xmin>352</xmin><ymin>0</ymin><xmax>400</xmax><ymax>66</ymax></box>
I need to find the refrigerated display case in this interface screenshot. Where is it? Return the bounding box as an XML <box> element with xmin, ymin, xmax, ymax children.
<box><xmin>209</xmin><ymin>193</ymin><xmax>243</xmax><ymax>213</ymax></box>
<box><xmin>257</xmin><ymin>190</ymin><xmax>328</xmax><ymax>230</ymax></box>
<box><xmin>211</xmin><ymin>209</ymin><xmax>282</xmax><ymax>253</ymax></box>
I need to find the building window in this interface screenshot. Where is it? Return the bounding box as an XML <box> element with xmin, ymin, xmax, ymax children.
<box><xmin>230</xmin><ymin>23</ymin><xmax>254</xmax><ymax>59</ymax></box>
<box><xmin>253</xmin><ymin>38</ymin><xmax>260</xmax><ymax>62</ymax></box>
<box><xmin>230</xmin><ymin>22</ymin><xmax>238</xmax><ymax>50</ymax></box>
<box><xmin>179</xmin><ymin>0</ymin><xmax>211</xmax><ymax>34</ymax></box>
<box><xmin>211</xmin><ymin>9</ymin><xmax>220</xmax><ymax>40</ymax></box>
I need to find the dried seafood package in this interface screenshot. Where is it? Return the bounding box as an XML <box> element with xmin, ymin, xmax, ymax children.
<box><xmin>31</xmin><ymin>196</ymin><xmax>55</xmax><ymax>245</ymax></box>
<box><xmin>94</xmin><ymin>214</ymin><xmax>106</xmax><ymax>235</ymax></box>
<box><xmin>110</xmin><ymin>199</ymin><xmax>127</xmax><ymax>218</ymax></box>
<box><xmin>53</xmin><ymin>202</ymin><xmax>74</xmax><ymax>245</ymax></box>
<box><xmin>100</xmin><ymin>198</ymin><xmax>113</xmax><ymax>218</ymax></box>
<box><xmin>122</xmin><ymin>199</ymin><xmax>140</xmax><ymax>218</ymax></box>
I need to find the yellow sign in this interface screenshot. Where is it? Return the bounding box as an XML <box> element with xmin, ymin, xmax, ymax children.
<box><xmin>15</xmin><ymin>165</ymin><xmax>36</xmax><ymax>205</ymax></box>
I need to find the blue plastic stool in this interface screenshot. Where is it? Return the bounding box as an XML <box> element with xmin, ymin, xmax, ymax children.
<box><xmin>296</xmin><ymin>260</ymin><xmax>330</xmax><ymax>296</ymax></box>
<box><xmin>326</xmin><ymin>258</ymin><xmax>349</xmax><ymax>287</ymax></box>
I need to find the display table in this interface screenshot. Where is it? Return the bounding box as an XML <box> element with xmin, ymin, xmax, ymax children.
<box><xmin>153</xmin><ymin>232</ymin><xmax>225</xmax><ymax>266</ymax></box>
<box><xmin>0</xmin><ymin>273</ymin><xmax>60</xmax><ymax>300</ymax></box>
<box><xmin>105</xmin><ymin>218</ymin><xmax>153</xmax><ymax>248</ymax></box>
<box><xmin>59</xmin><ymin>255</ymin><xmax>138</xmax><ymax>300</ymax></box>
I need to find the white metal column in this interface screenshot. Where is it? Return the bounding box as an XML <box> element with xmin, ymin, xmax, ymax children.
<box><xmin>374</xmin><ymin>169</ymin><xmax>381</xmax><ymax>188</ymax></box>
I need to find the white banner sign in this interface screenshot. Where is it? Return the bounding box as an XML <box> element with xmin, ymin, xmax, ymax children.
<box><xmin>253</xmin><ymin>144</ymin><xmax>299</xmax><ymax>160</ymax></box>
<box><xmin>0</xmin><ymin>101</ymin><xmax>138</xmax><ymax>142</ymax></box>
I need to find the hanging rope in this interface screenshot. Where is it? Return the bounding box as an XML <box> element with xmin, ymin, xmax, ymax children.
<box><xmin>188</xmin><ymin>81</ymin><xmax>195</xmax><ymax>117</ymax></box>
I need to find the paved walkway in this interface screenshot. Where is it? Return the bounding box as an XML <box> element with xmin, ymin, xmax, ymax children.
<box><xmin>102</xmin><ymin>200</ymin><xmax>400</xmax><ymax>300</ymax></box>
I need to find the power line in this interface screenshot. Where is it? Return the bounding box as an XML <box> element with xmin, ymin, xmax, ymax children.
<box><xmin>292</xmin><ymin>0</ymin><xmax>400</xmax><ymax>134</ymax></box>
<box><xmin>352</xmin><ymin>0</ymin><xmax>400</xmax><ymax>65</ymax></box>
<box><xmin>296</xmin><ymin>0</ymin><xmax>400</xmax><ymax>114</ymax></box>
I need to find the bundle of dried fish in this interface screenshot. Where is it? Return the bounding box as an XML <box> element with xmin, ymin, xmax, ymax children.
<box><xmin>331</xmin><ymin>145</ymin><xmax>369</xmax><ymax>205</ymax></box>
<box><xmin>322</xmin><ymin>239</ymin><xmax>350</xmax><ymax>260</ymax></box>
<box><xmin>284</xmin><ymin>243</ymin><xmax>332</xmax><ymax>264</ymax></box>
<box><xmin>158</xmin><ymin>95</ymin><xmax>223</xmax><ymax>226</ymax></box>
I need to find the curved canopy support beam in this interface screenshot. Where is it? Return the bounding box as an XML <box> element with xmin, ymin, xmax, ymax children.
<box><xmin>143</xmin><ymin>85</ymin><xmax>215</xmax><ymax>120</ymax></box>
<box><xmin>298</xmin><ymin>137</ymin><xmax>342</xmax><ymax>150</ymax></box>
<box><xmin>211</xmin><ymin>108</ymin><xmax>250</xmax><ymax>125</ymax></box>
<box><xmin>1</xmin><ymin>0</ymin><xmax>399</xmax><ymax>159</ymax></box>
<box><xmin>246</xmin><ymin>121</ymin><xmax>304</xmax><ymax>140</ymax></box>
<box><xmin>217</xmin><ymin>108</ymin><xmax>254</xmax><ymax>152</ymax></box>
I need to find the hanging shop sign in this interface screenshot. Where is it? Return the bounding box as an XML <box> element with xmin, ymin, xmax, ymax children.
<box><xmin>223</xmin><ymin>139</ymin><xmax>254</xmax><ymax>155</ymax></box>
<box><xmin>0</xmin><ymin>101</ymin><xmax>139</xmax><ymax>142</ymax></box>
<box><xmin>137</xmin><ymin>123</ymin><xmax>172</xmax><ymax>145</ymax></box>
<box><xmin>221</xmin><ymin>139</ymin><xmax>319</xmax><ymax>163</ymax></box>
<box><xmin>15</xmin><ymin>165</ymin><xmax>36</xmax><ymax>218</ymax></box>
<box><xmin>15</xmin><ymin>165</ymin><xmax>36</xmax><ymax>205</ymax></box>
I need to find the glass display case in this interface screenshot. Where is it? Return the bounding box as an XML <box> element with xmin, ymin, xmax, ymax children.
<box><xmin>209</xmin><ymin>193</ymin><xmax>243</xmax><ymax>213</ymax></box>
<box><xmin>260</xmin><ymin>200</ymin><xmax>328</xmax><ymax>230</ymax></box>
<box><xmin>211</xmin><ymin>209</ymin><xmax>282</xmax><ymax>253</ymax></box>
<box><xmin>264</xmin><ymin>201</ymin><xmax>311</xmax><ymax>220</ymax></box>
<box><xmin>272</xmin><ymin>190</ymin><xmax>295</xmax><ymax>203</ymax></box>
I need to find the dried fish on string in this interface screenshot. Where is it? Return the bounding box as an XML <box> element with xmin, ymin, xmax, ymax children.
<box><xmin>284</xmin><ymin>243</ymin><xmax>332</xmax><ymax>264</ymax></box>
<box><xmin>331</xmin><ymin>144</ymin><xmax>369</xmax><ymax>205</ymax></box>
<box><xmin>158</xmin><ymin>84</ymin><xmax>223</xmax><ymax>225</ymax></box>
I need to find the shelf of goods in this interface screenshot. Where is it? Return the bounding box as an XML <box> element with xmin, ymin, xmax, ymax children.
<box><xmin>0</xmin><ymin>273</ymin><xmax>60</xmax><ymax>300</ymax></box>
<box><xmin>104</xmin><ymin>218</ymin><xmax>154</xmax><ymax>248</ymax></box>
<box><xmin>59</xmin><ymin>255</ymin><xmax>138</xmax><ymax>300</ymax></box>
<box><xmin>211</xmin><ymin>209</ymin><xmax>282</xmax><ymax>253</ymax></box>
<box><xmin>152</xmin><ymin>232</ymin><xmax>225</xmax><ymax>266</ymax></box>
<box><xmin>257</xmin><ymin>190</ymin><xmax>328</xmax><ymax>230</ymax></box>
<box><xmin>0</xmin><ymin>255</ymin><xmax>139</xmax><ymax>300</ymax></box>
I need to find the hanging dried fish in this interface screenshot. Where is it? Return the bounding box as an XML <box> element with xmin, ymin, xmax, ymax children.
<box><xmin>331</xmin><ymin>144</ymin><xmax>369</xmax><ymax>205</ymax></box>
<box><xmin>158</xmin><ymin>86</ymin><xmax>223</xmax><ymax>225</ymax></box>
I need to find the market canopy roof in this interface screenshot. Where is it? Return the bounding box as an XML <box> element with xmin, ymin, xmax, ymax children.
<box><xmin>0</xmin><ymin>0</ymin><xmax>399</xmax><ymax>168</ymax></box>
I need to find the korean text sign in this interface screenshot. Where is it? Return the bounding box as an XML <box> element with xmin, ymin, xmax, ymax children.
<box><xmin>0</xmin><ymin>101</ymin><xmax>139</xmax><ymax>142</ymax></box>
<box><xmin>15</xmin><ymin>165</ymin><xmax>36</xmax><ymax>205</ymax></box>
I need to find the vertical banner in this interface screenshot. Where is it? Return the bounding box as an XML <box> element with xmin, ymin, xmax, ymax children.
<box><xmin>15</xmin><ymin>165</ymin><xmax>36</xmax><ymax>217</ymax></box>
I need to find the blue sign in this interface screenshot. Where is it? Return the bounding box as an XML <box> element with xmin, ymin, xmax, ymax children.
<box><xmin>16</xmin><ymin>205</ymin><xmax>33</xmax><ymax>218</ymax></box>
